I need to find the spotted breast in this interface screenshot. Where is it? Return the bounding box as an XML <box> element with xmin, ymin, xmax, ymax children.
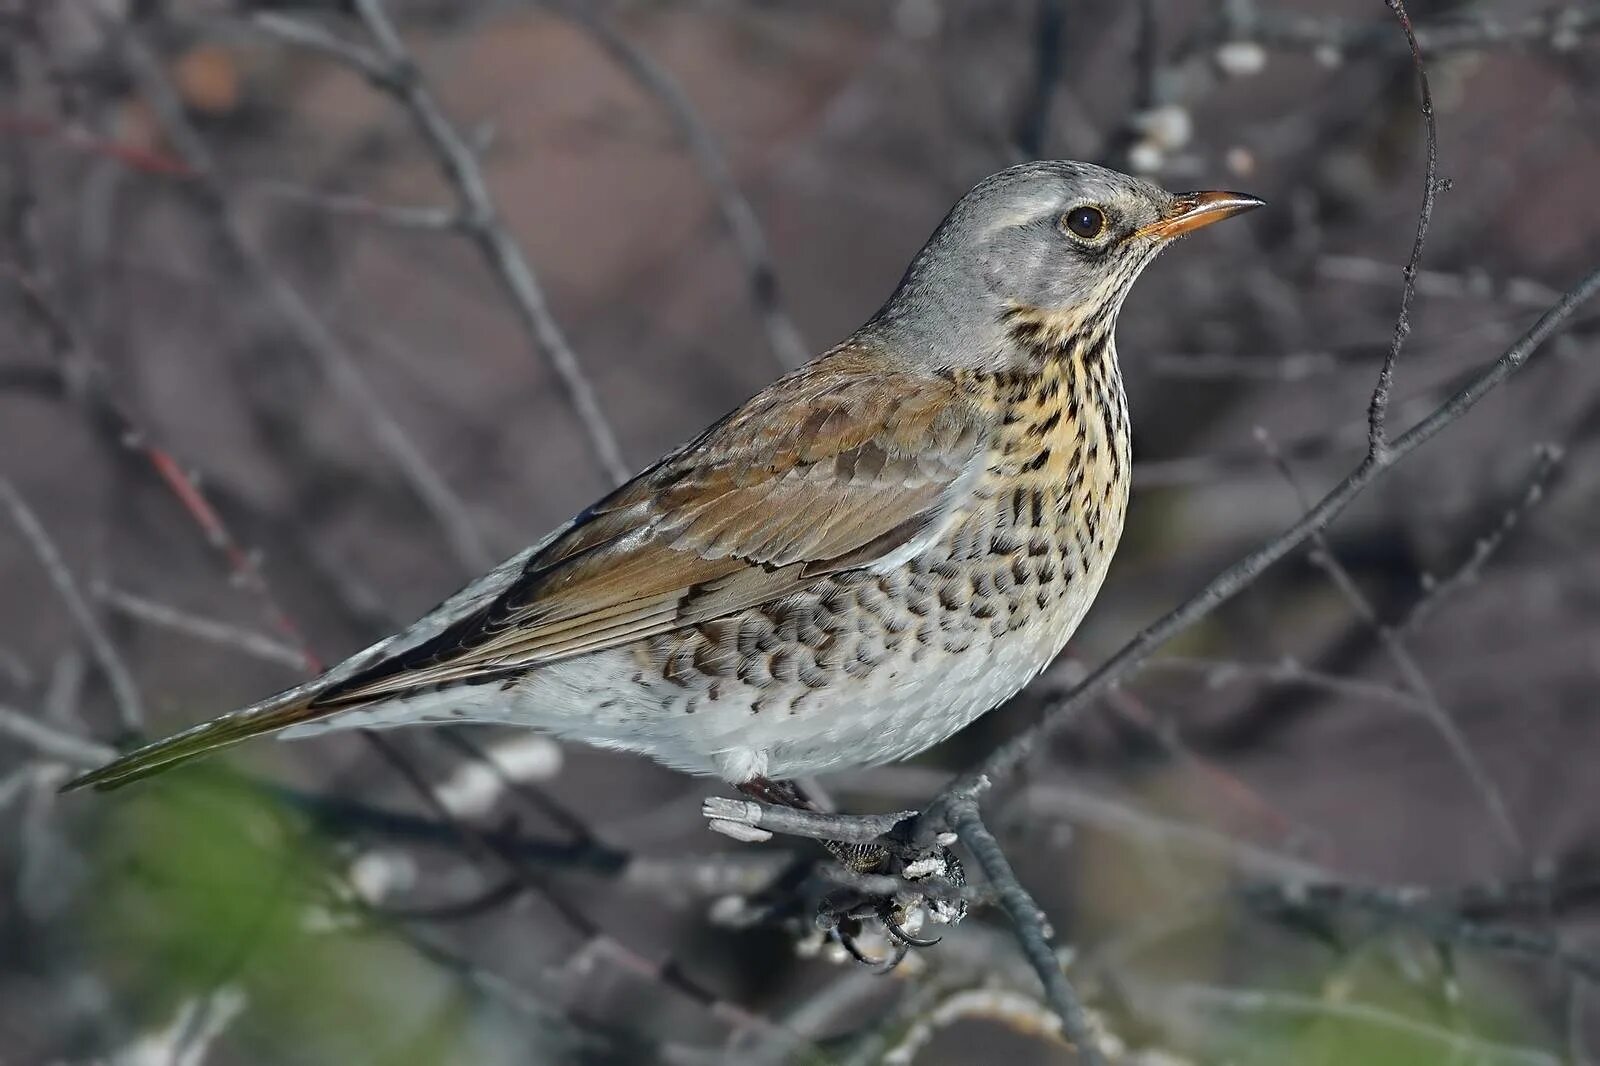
<box><xmin>604</xmin><ymin>312</ymin><xmax>1132</xmax><ymax>781</ymax></box>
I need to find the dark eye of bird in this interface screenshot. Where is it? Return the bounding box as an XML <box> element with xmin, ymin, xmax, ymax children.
<box><xmin>1063</xmin><ymin>206</ymin><xmax>1106</xmax><ymax>240</ymax></box>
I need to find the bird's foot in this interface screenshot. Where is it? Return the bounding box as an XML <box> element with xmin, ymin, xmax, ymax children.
<box><xmin>705</xmin><ymin>779</ymin><xmax>967</xmax><ymax>972</ymax></box>
<box><xmin>816</xmin><ymin>838</ymin><xmax>968</xmax><ymax>973</ymax></box>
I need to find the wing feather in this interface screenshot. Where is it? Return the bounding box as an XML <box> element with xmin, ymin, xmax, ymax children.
<box><xmin>312</xmin><ymin>351</ymin><xmax>989</xmax><ymax>707</ymax></box>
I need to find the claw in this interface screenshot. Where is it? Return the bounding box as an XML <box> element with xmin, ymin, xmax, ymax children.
<box><xmin>878</xmin><ymin>899</ymin><xmax>943</xmax><ymax>947</ymax></box>
<box><xmin>812</xmin><ymin>840</ymin><xmax>966</xmax><ymax>972</ymax></box>
<box><xmin>831</xmin><ymin>922</ymin><xmax>908</xmax><ymax>973</ymax></box>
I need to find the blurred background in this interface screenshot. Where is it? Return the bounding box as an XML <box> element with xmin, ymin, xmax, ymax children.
<box><xmin>3</xmin><ymin>0</ymin><xmax>1600</xmax><ymax>1062</ymax></box>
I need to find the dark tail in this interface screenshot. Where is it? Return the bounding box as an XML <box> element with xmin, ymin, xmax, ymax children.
<box><xmin>60</xmin><ymin>690</ymin><xmax>340</xmax><ymax>793</ymax></box>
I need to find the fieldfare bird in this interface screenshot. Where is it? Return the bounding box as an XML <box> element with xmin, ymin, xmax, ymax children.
<box><xmin>65</xmin><ymin>161</ymin><xmax>1261</xmax><ymax>801</ymax></box>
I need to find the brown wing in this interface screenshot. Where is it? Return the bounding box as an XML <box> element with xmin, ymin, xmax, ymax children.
<box><xmin>316</xmin><ymin>351</ymin><xmax>990</xmax><ymax>705</ymax></box>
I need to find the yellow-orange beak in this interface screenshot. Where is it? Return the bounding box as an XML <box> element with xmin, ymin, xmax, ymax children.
<box><xmin>1133</xmin><ymin>190</ymin><xmax>1265</xmax><ymax>241</ymax></box>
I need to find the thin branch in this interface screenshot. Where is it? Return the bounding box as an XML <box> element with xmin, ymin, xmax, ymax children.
<box><xmin>564</xmin><ymin>4</ymin><xmax>809</xmax><ymax>370</ymax></box>
<box><xmin>1401</xmin><ymin>442</ymin><xmax>1565</xmax><ymax>632</ymax></box>
<box><xmin>0</xmin><ymin>266</ymin><xmax>321</xmax><ymax>672</ymax></box>
<box><xmin>4</xmin><ymin>109</ymin><xmax>460</xmax><ymax>229</ymax></box>
<box><xmin>1368</xmin><ymin>0</ymin><xmax>1441</xmax><ymax>456</ymax></box>
<box><xmin>247</xmin><ymin>180</ymin><xmax>459</xmax><ymax>230</ymax></box>
<box><xmin>1140</xmin><ymin>654</ymin><xmax>1428</xmax><ymax>713</ymax></box>
<box><xmin>877</xmin><ymin>986</ymin><xmax>1073</xmax><ymax>1063</ymax></box>
<box><xmin>248</xmin><ymin>11</ymin><xmax>390</xmax><ymax>79</ymax></box>
<box><xmin>0</xmin><ymin>477</ymin><xmax>144</xmax><ymax>731</ymax></box>
<box><xmin>947</xmin><ymin>796</ymin><xmax>1106</xmax><ymax>1066</ymax></box>
<box><xmin>701</xmin><ymin>796</ymin><xmax>914</xmax><ymax>845</ymax></box>
<box><xmin>1013</xmin><ymin>780</ymin><xmax>1327</xmax><ymax>883</ymax></box>
<box><xmin>1243</xmin><ymin>879</ymin><xmax>1600</xmax><ymax>985</ymax></box>
<box><xmin>269</xmin><ymin>0</ymin><xmax>630</xmax><ymax>485</ymax></box>
<box><xmin>95</xmin><ymin>584</ymin><xmax>308</xmax><ymax>669</ymax></box>
<box><xmin>0</xmin><ymin>702</ymin><xmax>114</xmax><ymax>766</ymax></box>
<box><xmin>1318</xmin><ymin>254</ymin><xmax>1563</xmax><ymax>310</ymax></box>
<box><xmin>101</xmin><ymin>11</ymin><xmax>496</xmax><ymax>574</ymax></box>
<box><xmin>1255</xmin><ymin>428</ymin><xmax>1520</xmax><ymax>855</ymax></box>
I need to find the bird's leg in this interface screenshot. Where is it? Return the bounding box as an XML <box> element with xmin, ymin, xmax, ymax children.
<box><xmin>736</xmin><ymin>777</ymin><xmax>889</xmax><ymax>872</ymax></box>
<box><xmin>736</xmin><ymin>776</ymin><xmax>819</xmax><ymax>811</ymax></box>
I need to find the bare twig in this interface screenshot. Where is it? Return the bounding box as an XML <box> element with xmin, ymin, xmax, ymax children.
<box><xmin>95</xmin><ymin>584</ymin><xmax>308</xmax><ymax>669</ymax></box>
<box><xmin>565</xmin><ymin>4</ymin><xmax>809</xmax><ymax>369</ymax></box>
<box><xmin>0</xmin><ymin>266</ymin><xmax>321</xmax><ymax>672</ymax></box>
<box><xmin>101</xmin><ymin>12</ymin><xmax>496</xmax><ymax>575</ymax></box>
<box><xmin>1013</xmin><ymin>779</ymin><xmax>1327</xmax><ymax>883</ymax></box>
<box><xmin>1318</xmin><ymin>255</ymin><xmax>1563</xmax><ymax>310</ymax></box>
<box><xmin>0</xmin><ymin>477</ymin><xmax>144</xmax><ymax>731</ymax></box>
<box><xmin>1141</xmin><ymin>654</ymin><xmax>1427</xmax><ymax>713</ymax></box>
<box><xmin>1401</xmin><ymin>442</ymin><xmax>1565</xmax><ymax>632</ymax></box>
<box><xmin>247</xmin><ymin>11</ymin><xmax>389</xmax><ymax>78</ymax></box>
<box><xmin>877</xmin><ymin>985</ymin><xmax>1072</xmax><ymax>1063</ymax></box>
<box><xmin>0</xmin><ymin>702</ymin><xmax>114</xmax><ymax>766</ymax></box>
<box><xmin>267</xmin><ymin>0</ymin><xmax>631</xmax><ymax>485</ymax></box>
<box><xmin>701</xmin><ymin>796</ymin><xmax>914</xmax><ymax>845</ymax></box>
<box><xmin>1368</xmin><ymin>0</ymin><xmax>1441</xmax><ymax>456</ymax></box>
<box><xmin>4</xmin><ymin>109</ymin><xmax>460</xmax><ymax>229</ymax></box>
<box><xmin>1255</xmin><ymin>427</ymin><xmax>1520</xmax><ymax>855</ymax></box>
<box><xmin>1243</xmin><ymin>879</ymin><xmax>1600</xmax><ymax>985</ymax></box>
<box><xmin>948</xmin><ymin>796</ymin><xmax>1106</xmax><ymax>1066</ymax></box>
<box><xmin>248</xmin><ymin>180</ymin><xmax>459</xmax><ymax>230</ymax></box>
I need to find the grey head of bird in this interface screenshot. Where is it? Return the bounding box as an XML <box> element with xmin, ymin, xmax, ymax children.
<box><xmin>860</xmin><ymin>159</ymin><xmax>1263</xmax><ymax>371</ymax></box>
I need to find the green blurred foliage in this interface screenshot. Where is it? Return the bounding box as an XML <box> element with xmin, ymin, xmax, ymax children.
<box><xmin>80</xmin><ymin>775</ymin><xmax>488</xmax><ymax>1066</ymax></box>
